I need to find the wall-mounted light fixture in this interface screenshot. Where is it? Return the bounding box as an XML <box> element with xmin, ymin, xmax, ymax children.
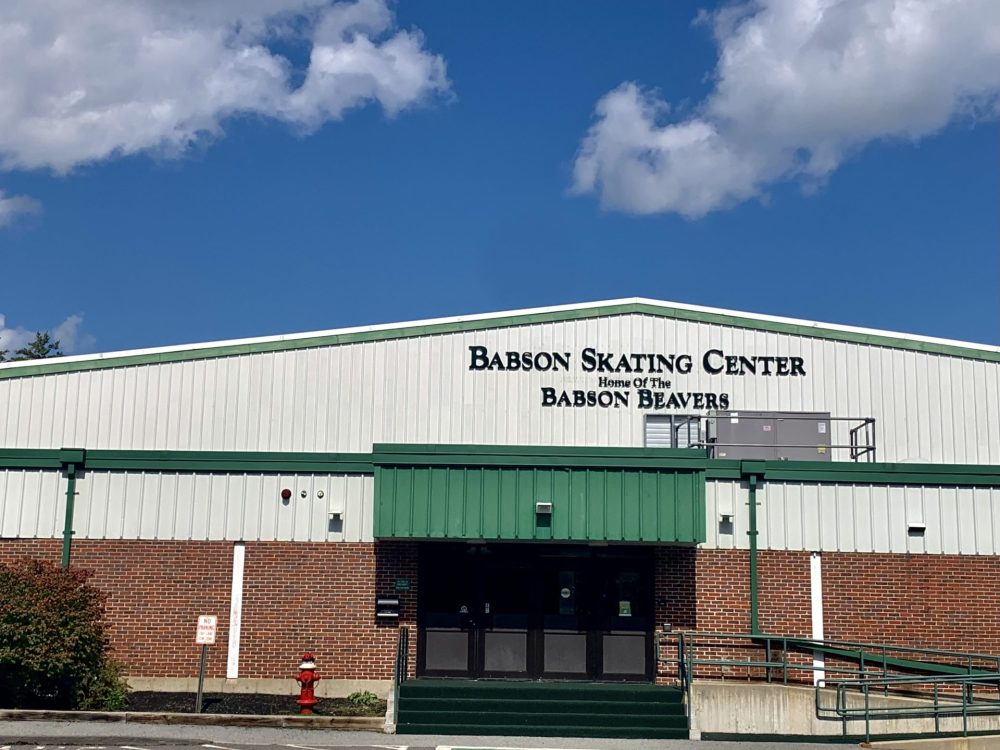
<box><xmin>535</xmin><ymin>501</ymin><xmax>553</xmax><ymax>515</ymax></box>
<box><xmin>908</xmin><ymin>521</ymin><xmax>926</xmax><ymax>536</ymax></box>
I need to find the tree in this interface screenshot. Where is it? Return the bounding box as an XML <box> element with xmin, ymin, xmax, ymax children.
<box><xmin>0</xmin><ymin>331</ymin><xmax>63</xmax><ymax>363</ymax></box>
<box><xmin>0</xmin><ymin>559</ymin><xmax>129</xmax><ymax>710</ymax></box>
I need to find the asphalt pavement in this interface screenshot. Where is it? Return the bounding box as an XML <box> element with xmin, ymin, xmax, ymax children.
<box><xmin>0</xmin><ymin>720</ymin><xmax>861</xmax><ymax>750</ymax></box>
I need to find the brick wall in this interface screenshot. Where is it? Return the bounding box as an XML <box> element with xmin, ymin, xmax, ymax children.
<box><xmin>4</xmin><ymin>538</ymin><xmax>999</xmax><ymax>685</ymax></box>
<box><xmin>823</xmin><ymin>552</ymin><xmax>1000</xmax><ymax>657</ymax></box>
<box><xmin>0</xmin><ymin>539</ymin><xmax>417</xmax><ymax>681</ymax></box>
<box><xmin>239</xmin><ymin>540</ymin><xmax>417</xmax><ymax>680</ymax></box>
<box><xmin>0</xmin><ymin>539</ymin><xmax>233</xmax><ymax>678</ymax></box>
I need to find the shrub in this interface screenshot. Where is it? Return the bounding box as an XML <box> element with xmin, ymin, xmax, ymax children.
<box><xmin>0</xmin><ymin>559</ymin><xmax>129</xmax><ymax>710</ymax></box>
<box><xmin>346</xmin><ymin>690</ymin><xmax>380</xmax><ymax>710</ymax></box>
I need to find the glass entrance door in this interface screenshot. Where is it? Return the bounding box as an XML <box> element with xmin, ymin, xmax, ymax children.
<box><xmin>417</xmin><ymin>543</ymin><xmax>654</xmax><ymax>681</ymax></box>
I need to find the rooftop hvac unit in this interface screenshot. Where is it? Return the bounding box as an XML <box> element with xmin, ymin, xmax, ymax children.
<box><xmin>709</xmin><ymin>411</ymin><xmax>832</xmax><ymax>461</ymax></box>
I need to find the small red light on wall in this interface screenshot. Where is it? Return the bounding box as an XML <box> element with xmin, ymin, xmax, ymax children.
<box><xmin>280</xmin><ymin>488</ymin><xmax>292</xmax><ymax>500</ymax></box>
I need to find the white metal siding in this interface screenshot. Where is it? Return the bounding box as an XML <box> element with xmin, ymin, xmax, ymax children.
<box><xmin>6</xmin><ymin>471</ymin><xmax>1000</xmax><ymax>551</ymax></box>
<box><xmin>0</xmin><ymin>470</ymin><xmax>64</xmax><ymax>538</ymax></box>
<box><xmin>704</xmin><ymin>480</ymin><xmax>1000</xmax><ymax>555</ymax></box>
<box><xmin>0</xmin><ymin>314</ymin><xmax>998</xmax><ymax>463</ymax></box>
<box><xmin>7</xmin><ymin>472</ymin><xmax>373</xmax><ymax>543</ymax></box>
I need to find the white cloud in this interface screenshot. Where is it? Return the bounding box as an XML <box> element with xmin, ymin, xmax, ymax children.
<box><xmin>0</xmin><ymin>313</ymin><xmax>95</xmax><ymax>356</ymax></box>
<box><xmin>51</xmin><ymin>314</ymin><xmax>96</xmax><ymax>355</ymax></box>
<box><xmin>573</xmin><ymin>0</ymin><xmax>1000</xmax><ymax>217</ymax></box>
<box><xmin>0</xmin><ymin>0</ymin><xmax>449</xmax><ymax>174</ymax></box>
<box><xmin>0</xmin><ymin>190</ymin><xmax>41</xmax><ymax>227</ymax></box>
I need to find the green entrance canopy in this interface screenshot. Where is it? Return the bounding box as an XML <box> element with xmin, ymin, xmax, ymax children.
<box><xmin>372</xmin><ymin>444</ymin><xmax>706</xmax><ymax>543</ymax></box>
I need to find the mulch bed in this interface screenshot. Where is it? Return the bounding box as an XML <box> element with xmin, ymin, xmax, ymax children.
<box><xmin>125</xmin><ymin>691</ymin><xmax>386</xmax><ymax>716</ymax></box>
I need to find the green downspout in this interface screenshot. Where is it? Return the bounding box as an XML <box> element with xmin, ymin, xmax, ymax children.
<box><xmin>748</xmin><ymin>474</ymin><xmax>760</xmax><ymax>635</ymax></box>
<box><xmin>59</xmin><ymin>449</ymin><xmax>85</xmax><ymax>568</ymax></box>
<box><xmin>741</xmin><ymin>460</ymin><xmax>765</xmax><ymax>636</ymax></box>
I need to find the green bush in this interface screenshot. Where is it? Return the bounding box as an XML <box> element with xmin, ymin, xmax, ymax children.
<box><xmin>346</xmin><ymin>690</ymin><xmax>380</xmax><ymax>710</ymax></box>
<box><xmin>0</xmin><ymin>559</ymin><xmax>130</xmax><ymax>710</ymax></box>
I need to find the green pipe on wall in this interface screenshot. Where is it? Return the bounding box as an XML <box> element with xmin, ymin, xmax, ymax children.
<box><xmin>61</xmin><ymin>465</ymin><xmax>76</xmax><ymax>568</ymax></box>
<box><xmin>748</xmin><ymin>474</ymin><xmax>760</xmax><ymax>635</ymax></box>
<box><xmin>58</xmin><ymin>449</ymin><xmax>85</xmax><ymax>568</ymax></box>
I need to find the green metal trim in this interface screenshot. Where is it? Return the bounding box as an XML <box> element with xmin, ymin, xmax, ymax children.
<box><xmin>373</xmin><ymin>443</ymin><xmax>713</xmax><ymax>471</ymax></box>
<box><xmin>1</xmin><ymin>444</ymin><xmax>999</xmax><ymax>487</ymax></box>
<box><xmin>375</xmin><ymin>443</ymin><xmax>702</xmax><ymax>458</ymax></box>
<box><xmin>0</xmin><ymin>448</ymin><xmax>65</xmax><ymax>469</ymax></box>
<box><xmin>2</xmin><ymin>301</ymin><xmax>997</xmax><ymax>381</ymax></box>
<box><xmin>373</xmin><ymin>463</ymin><xmax>707</xmax><ymax>543</ymax></box>
<box><xmin>84</xmin><ymin>449</ymin><xmax>374</xmax><ymax>474</ymax></box>
<box><xmin>0</xmin><ymin>448</ymin><xmax>373</xmax><ymax>474</ymax></box>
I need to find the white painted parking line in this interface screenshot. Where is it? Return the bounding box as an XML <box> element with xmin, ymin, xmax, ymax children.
<box><xmin>202</xmin><ymin>745</ymin><xmax>243</xmax><ymax>750</ymax></box>
<box><xmin>121</xmin><ymin>745</ymin><xmax>156</xmax><ymax>750</ymax></box>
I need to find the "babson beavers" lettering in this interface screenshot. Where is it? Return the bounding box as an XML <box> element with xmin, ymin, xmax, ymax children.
<box><xmin>541</xmin><ymin>388</ymin><xmax>731</xmax><ymax>410</ymax></box>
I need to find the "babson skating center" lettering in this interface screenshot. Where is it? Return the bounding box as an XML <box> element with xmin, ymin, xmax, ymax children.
<box><xmin>467</xmin><ymin>345</ymin><xmax>807</xmax><ymax>410</ymax></box>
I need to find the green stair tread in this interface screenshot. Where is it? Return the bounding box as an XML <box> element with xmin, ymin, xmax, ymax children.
<box><xmin>398</xmin><ymin>697</ymin><xmax>686</xmax><ymax>715</ymax></box>
<box><xmin>396</xmin><ymin>678</ymin><xmax>688</xmax><ymax>739</ymax></box>
<box><xmin>399</xmin><ymin>710</ymin><xmax>687</xmax><ymax>729</ymax></box>
<box><xmin>396</xmin><ymin>723</ymin><xmax>689</xmax><ymax>739</ymax></box>
<box><xmin>399</xmin><ymin>681</ymin><xmax>680</xmax><ymax>702</ymax></box>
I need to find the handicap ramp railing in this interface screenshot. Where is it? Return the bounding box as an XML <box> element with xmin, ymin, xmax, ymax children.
<box><xmin>819</xmin><ymin>671</ymin><xmax>1000</xmax><ymax>741</ymax></box>
<box><xmin>390</xmin><ymin>625</ymin><xmax>410</xmax><ymax>728</ymax></box>
<box><xmin>658</xmin><ymin>631</ymin><xmax>1000</xmax><ymax>742</ymax></box>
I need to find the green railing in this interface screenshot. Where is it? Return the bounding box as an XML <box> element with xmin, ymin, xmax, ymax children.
<box><xmin>391</xmin><ymin>625</ymin><xmax>410</xmax><ymax>728</ymax></box>
<box><xmin>819</xmin><ymin>672</ymin><xmax>1000</xmax><ymax>741</ymax></box>
<box><xmin>658</xmin><ymin>631</ymin><xmax>1000</xmax><ymax>742</ymax></box>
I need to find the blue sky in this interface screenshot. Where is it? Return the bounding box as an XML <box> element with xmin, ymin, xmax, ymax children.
<box><xmin>0</xmin><ymin>0</ymin><xmax>997</xmax><ymax>355</ymax></box>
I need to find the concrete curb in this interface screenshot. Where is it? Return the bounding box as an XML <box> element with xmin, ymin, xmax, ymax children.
<box><xmin>0</xmin><ymin>709</ymin><xmax>385</xmax><ymax>731</ymax></box>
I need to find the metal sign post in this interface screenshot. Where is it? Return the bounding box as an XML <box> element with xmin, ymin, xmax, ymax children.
<box><xmin>194</xmin><ymin>615</ymin><xmax>217</xmax><ymax>713</ymax></box>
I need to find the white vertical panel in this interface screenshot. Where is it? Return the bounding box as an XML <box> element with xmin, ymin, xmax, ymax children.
<box><xmin>971</xmin><ymin>488</ymin><xmax>996</xmax><ymax>555</ymax></box>
<box><xmin>63</xmin><ymin>471</ymin><xmax>371</xmax><ymax>542</ymax></box>
<box><xmin>703</xmin><ymin>481</ymin><xmax>748</xmax><ymax>550</ymax></box>
<box><xmin>226</xmin><ymin>541</ymin><xmax>245</xmax><ymax>679</ymax></box>
<box><xmin>0</xmin><ymin>469</ymin><xmax>63</xmax><ymax>537</ymax></box>
<box><xmin>734</xmin><ymin>483</ymin><xmax>1000</xmax><ymax>555</ymax></box>
<box><xmin>810</xmin><ymin>552</ymin><xmax>825</xmax><ymax>686</ymax></box>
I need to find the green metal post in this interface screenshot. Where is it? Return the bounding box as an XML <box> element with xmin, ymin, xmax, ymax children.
<box><xmin>61</xmin><ymin>464</ymin><xmax>77</xmax><ymax>569</ymax></box>
<box><xmin>748</xmin><ymin>475</ymin><xmax>760</xmax><ymax>635</ymax></box>
<box><xmin>58</xmin><ymin>449</ymin><xmax>85</xmax><ymax>569</ymax></box>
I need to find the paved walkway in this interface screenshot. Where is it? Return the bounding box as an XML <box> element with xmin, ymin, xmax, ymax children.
<box><xmin>0</xmin><ymin>720</ymin><xmax>860</xmax><ymax>749</ymax></box>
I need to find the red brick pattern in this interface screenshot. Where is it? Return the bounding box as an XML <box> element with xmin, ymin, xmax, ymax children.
<box><xmin>0</xmin><ymin>539</ymin><xmax>232</xmax><ymax>678</ymax></box>
<box><xmin>3</xmin><ymin>539</ymin><xmax>998</xmax><ymax>684</ymax></box>
<box><xmin>239</xmin><ymin>540</ymin><xmax>417</xmax><ymax>680</ymax></box>
<box><xmin>823</xmin><ymin>552</ymin><xmax>1000</xmax><ymax>657</ymax></box>
<box><xmin>0</xmin><ymin>539</ymin><xmax>417</xmax><ymax>681</ymax></box>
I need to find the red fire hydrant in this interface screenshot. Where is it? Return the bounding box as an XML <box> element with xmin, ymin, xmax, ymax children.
<box><xmin>295</xmin><ymin>652</ymin><xmax>320</xmax><ymax>715</ymax></box>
